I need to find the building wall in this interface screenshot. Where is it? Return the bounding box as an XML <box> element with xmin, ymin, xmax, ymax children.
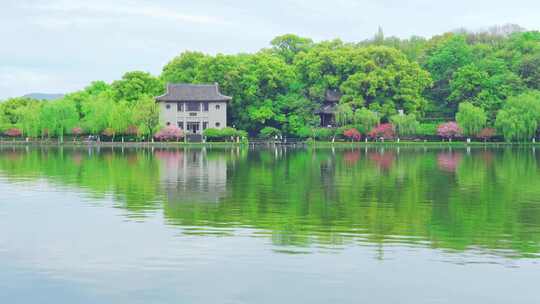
<box><xmin>158</xmin><ymin>101</ymin><xmax>227</xmax><ymax>134</ymax></box>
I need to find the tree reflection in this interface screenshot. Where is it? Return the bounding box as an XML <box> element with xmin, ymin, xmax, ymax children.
<box><xmin>0</xmin><ymin>146</ymin><xmax>539</xmax><ymax>258</ymax></box>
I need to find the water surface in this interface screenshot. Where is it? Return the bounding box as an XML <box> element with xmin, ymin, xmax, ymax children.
<box><xmin>0</xmin><ymin>146</ymin><xmax>539</xmax><ymax>303</ymax></box>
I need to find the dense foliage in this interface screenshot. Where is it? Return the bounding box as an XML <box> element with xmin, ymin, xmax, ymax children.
<box><xmin>3</xmin><ymin>26</ymin><xmax>540</xmax><ymax>141</ymax></box>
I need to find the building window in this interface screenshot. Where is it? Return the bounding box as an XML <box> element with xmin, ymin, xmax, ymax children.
<box><xmin>177</xmin><ymin>121</ymin><xmax>183</xmax><ymax>129</ymax></box>
<box><xmin>215</xmin><ymin>122</ymin><xmax>221</xmax><ymax>127</ymax></box>
<box><xmin>186</xmin><ymin>102</ymin><xmax>200</xmax><ymax>112</ymax></box>
<box><xmin>215</xmin><ymin>104</ymin><xmax>220</xmax><ymax>110</ymax></box>
<box><xmin>189</xmin><ymin>112</ymin><xmax>197</xmax><ymax>116</ymax></box>
<box><xmin>166</xmin><ymin>122</ymin><xmax>171</xmax><ymax>126</ymax></box>
<box><xmin>203</xmin><ymin>121</ymin><xmax>208</xmax><ymax>130</ymax></box>
<box><xmin>186</xmin><ymin>122</ymin><xmax>200</xmax><ymax>134</ymax></box>
<box><xmin>166</xmin><ymin>104</ymin><xmax>171</xmax><ymax>110</ymax></box>
<box><xmin>177</xmin><ymin>102</ymin><xmax>183</xmax><ymax>112</ymax></box>
<box><xmin>203</xmin><ymin>102</ymin><xmax>209</xmax><ymax>112</ymax></box>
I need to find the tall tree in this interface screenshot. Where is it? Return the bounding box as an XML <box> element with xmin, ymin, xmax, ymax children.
<box><xmin>40</xmin><ymin>100</ymin><xmax>79</xmax><ymax>142</ymax></box>
<box><xmin>112</xmin><ymin>71</ymin><xmax>164</xmax><ymax>103</ymax></box>
<box><xmin>495</xmin><ymin>91</ymin><xmax>540</xmax><ymax>141</ymax></box>
<box><xmin>455</xmin><ymin>102</ymin><xmax>487</xmax><ymax>137</ymax></box>
<box><xmin>270</xmin><ymin>34</ymin><xmax>314</xmax><ymax>64</ymax></box>
<box><xmin>132</xmin><ymin>95</ymin><xmax>160</xmax><ymax>137</ymax></box>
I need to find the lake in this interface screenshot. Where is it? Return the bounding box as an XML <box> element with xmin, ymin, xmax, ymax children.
<box><xmin>0</xmin><ymin>145</ymin><xmax>538</xmax><ymax>303</ymax></box>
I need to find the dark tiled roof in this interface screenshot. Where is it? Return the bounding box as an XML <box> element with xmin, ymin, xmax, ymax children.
<box><xmin>325</xmin><ymin>89</ymin><xmax>342</xmax><ymax>103</ymax></box>
<box><xmin>314</xmin><ymin>103</ymin><xmax>338</xmax><ymax>114</ymax></box>
<box><xmin>156</xmin><ymin>83</ymin><xmax>232</xmax><ymax>102</ymax></box>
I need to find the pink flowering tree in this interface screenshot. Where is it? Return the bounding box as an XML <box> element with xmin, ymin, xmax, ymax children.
<box><xmin>126</xmin><ymin>125</ymin><xmax>140</xmax><ymax>137</ymax></box>
<box><xmin>437</xmin><ymin>122</ymin><xmax>462</xmax><ymax>141</ymax></box>
<box><xmin>368</xmin><ymin>123</ymin><xmax>395</xmax><ymax>140</ymax></box>
<box><xmin>4</xmin><ymin>128</ymin><xmax>22</xmax><ymax>138</ymax></box>
<box><xmin>154</xmin><ymin>126</ymin><xmax>184</xmax><ymax>142</ymax></box>
<box><xmin>71</xmin><ymin>127</ymin><xmax>83</xmax><ymax>141</ymax></box>
<box><xmin>343</xmin><ymin>128</ymin><xmax>361</xmax><ymax>141</ymax></box>
<box><xmin>477</xmin><ymin>127</ymin><xmax>496</xmax><ymax>142</ymax></box>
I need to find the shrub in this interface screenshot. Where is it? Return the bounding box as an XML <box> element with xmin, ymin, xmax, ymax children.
<box><xmin>203</xmin><ymin>128</ymin><xmax>222</xmax><ymax>140</ymax></box>
<box><xmin>294</xmin><ymin>126</ymin><xmax>312</xmax><ymax>139</ymax></box>
<box><xmin>259</xmin><ymin>126</ymin><xmax>281</xmax><ymax>139</ymax></box>
<box><xmin>343</xmin><ymin>128</ymin><xmax>361</xmax><ymax>141</ymax></box>
<box><xmin>154</xmin><ymin>126</ymin><xmax>184</xmax><ymax>141</ymax></box>
<box><xmin>102</xmin><ymin>128</ymin><xmax>115</xmax><ymax>137</ymax></box>
<box><xmin>368</xmin><ymin>123</ymin><xmax>395</xmax><ymax>139</ymax></box>
<box><xmin>220</xmin><ymin>127</ymin><xmax>238</xmax><ymax>139</ymax></box>
<box><xmin>477</xmin><ymin>128</ymin><xmax>496</xmax><ymax>141</ymax></box>
<box><xmin>236</xmin><ymin>129</ymin><xmax>248</xmax><ymax>139</ymax></box>
<box><xmin>203</xmin><ymin>127</ymin><xmax>246</xmax><ymax>142</ymax></box>
<box><xmin>336</xmin><ymin>125</ymin><xmax>354</xmax><ymax>139</ymax></box>
<box><xmin>417</xmin><ymin>123</ymin><xmax>438</xmax><ymax>136</ymax></box>
<box><xmin>437</xmin><ymin>122</ymin><xmax>462</xmax><ymax>140</ymax></box>
<box><xmin>312</xmin><ymin>128</ymin><xmax>335</xmax><ymax>141</ymax></box>
<box><xmin>4</xmin><ymin>128</ymin><xmax>22</xmax><ymax>137</ymax></box>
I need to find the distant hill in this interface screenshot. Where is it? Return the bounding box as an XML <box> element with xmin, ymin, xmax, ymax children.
<box><xmin>23</xmin><ymin>93</ymin><xmax>64</xmax><ymax>101</ymax></box>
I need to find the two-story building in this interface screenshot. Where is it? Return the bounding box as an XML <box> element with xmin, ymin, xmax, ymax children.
<box><xmin>156</xmin><ymin>83</ymin><xmax>231</xmax><ymax>135</ymax></box>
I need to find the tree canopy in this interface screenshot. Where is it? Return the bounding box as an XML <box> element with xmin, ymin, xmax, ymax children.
<box><xmin>2</xmin><ymin>27</ymin><xmax>540</xmax><ymax>141</ymax></box>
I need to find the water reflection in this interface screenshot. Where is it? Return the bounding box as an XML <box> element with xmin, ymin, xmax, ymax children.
<box><xmin>0</xmin><ymin>145</ymin><xmax>539</xmax><ymax>258</ymax></box>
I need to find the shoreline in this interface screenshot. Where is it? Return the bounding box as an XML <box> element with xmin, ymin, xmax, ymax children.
<box><xmin>1</xmin><ymin>140</ymin><xmax>539</xmax><ymax>148</ymax></box>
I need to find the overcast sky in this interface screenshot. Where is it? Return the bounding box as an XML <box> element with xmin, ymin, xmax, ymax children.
<box><xmin>2</xmin><ymin>0</ymin><xmax>540</xmax><ymax>99</ymax></box>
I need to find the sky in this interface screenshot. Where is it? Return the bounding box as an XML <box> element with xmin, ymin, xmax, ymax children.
<box><xmin>1</xmin><ymin>0</ymin><xmax>540</xmax><ymax>99</ymax></box>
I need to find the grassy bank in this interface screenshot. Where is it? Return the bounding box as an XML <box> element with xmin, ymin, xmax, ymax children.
<box><xmin>308</xmin><ymin>140</ymin><xmax>540</xmax><ymax>147</ymax></box>
<box><xmin>0</xmin><ymin>140</ymin><xmax>246</xmax><ymax>148</ymax></box>
<box><xmin>1</xmin><ymin>139</ymin><xmax>540</xmax><ymax>148</ymax></box>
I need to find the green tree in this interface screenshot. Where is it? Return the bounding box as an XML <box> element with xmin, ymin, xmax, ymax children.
<box><xmin>259</xmin><ymin>126</ymin><xmax>282</xmax><ymax>139</ymax></box>
<box><xmin>335</xmin><ymin>104</ymin><xmax>354</xmax><ymax>126</ymax></box>
<box><xmin>16</xmin><ymin>101</ymin><xmax>43</xmax><ymax>138</ymax></box>
<box><xmin>456</xmin><ymin>102</ymin><xmax>487</xmax><ymax>137</ymax></box>
<box><xmin>112</xmin><ymin>71</ymin><xmax>163</xmax><ymax>103</ymax></box>
<box><xmin>270</xmin><ymin>34</ymin><xmax>314</xmax><ymax>64</ymax></box>
<box><xmin>40</xmin><ymin>100</ymin><xmax>79</xmax><ymax>142</ymax></box>
<box><xmin>495</xmin><ymin>91</ymin><xmax>540</xmax><ymax>141</ymax></box>
<box><xmin>518</xmin><ymin>53</ymin><xmax>540</xmax><ymax>89</ymax></box>
<box><xmin>132</xmin><ymin>95</ymin><xmax>160</xmax><ymax>138</ymax></box>
<box><xmin>161</xmin><ymin>51</ymin><xmax>208</xmax><ymax>83</ymax></box>
<box><xmin>353</xmin><ymin>107</ymin><xmax>380</xmax><ymax>134</ymax></box>
<box><xmin>449</xmin><ymin>58</ymin><xmax>523</xmax><ymax>117</ymax></box>
<box><xmin>0</xmin><ymin>97</ymin><xmax>36</xmax><ymax>125</ymax></box>
<box><xmin>423</xmin><ymin>34</ymin><xmax>474</xmax><ymax>112</ymax></box>
<box><xmin>108</xmin><ymin>101</ymin><xmax>133</xmax><ymax>140</ymax></box>
<box><xmin>81</xmin><ymin>92</ymin><xmax>115</xmax><ymax>135</ymax></box>
<box><xmin>0</xmin><ymin>110</ymin><xmax>10</xmax><ymax>132</ymax></box>
<box><xmin>390</xmin><ymin>113</ymin><xmax>420</xmax><ymax>137</ymax></box>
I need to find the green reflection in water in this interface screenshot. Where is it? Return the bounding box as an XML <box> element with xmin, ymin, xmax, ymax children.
<box><xmin>0</xmin><ymin>145</ymin><xmax>539</xmax><ymax>258</ymax></box>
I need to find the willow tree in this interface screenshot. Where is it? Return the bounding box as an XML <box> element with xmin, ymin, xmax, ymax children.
<box><xmin>17</xmin><ymin>102</ymin><xmax>43</xmax><ymax>138</ymax></box>
<box><xmin>456</xmin><ymin>102</ymin><xmax>487</xmax><ymax>137</ymax></box>
<box><xmin>353</xmin><ymin>107</ymin><xmax>379</xmax><ymax>134</ymax></box>
<box><xmin>390</xmin><ymin>113</ymin><xmax>420</xmax><ymax>137</ymax></box>
<box><xmin>40</xmin><ymin>99</ymin><xmax>79</xmax><ymax>142</ymax></box>
<box><xmin>132</xmin><ymin>95</ymin><xmax>160</xmax><ymax>138</ymax></box>
<box><xmin>495</xmin><ymin>91</ymin><xmax>540</xmax><ymax>141</ymax></box>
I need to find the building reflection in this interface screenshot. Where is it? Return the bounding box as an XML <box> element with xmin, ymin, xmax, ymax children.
<box><xmin>155</xmin><ymin>148</ymin><xmax>229</xmax><ymax>204</ymax></box>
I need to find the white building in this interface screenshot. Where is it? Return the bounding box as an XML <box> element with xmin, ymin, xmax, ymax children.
<box><xmin>156</xmin><ymin>83</ymin><xmax>231</xmax><ymax>135</ymax></box>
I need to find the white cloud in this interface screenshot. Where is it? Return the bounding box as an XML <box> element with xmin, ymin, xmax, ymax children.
<box><xmin>26</xmin><ymin>0</ymin><xmax>228</xmax><ymax>27</ymax></box>
<box><xmin>2</xmin><ymin>0</ymin><xmax>540</xmax><ymax>99</ymax></box>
